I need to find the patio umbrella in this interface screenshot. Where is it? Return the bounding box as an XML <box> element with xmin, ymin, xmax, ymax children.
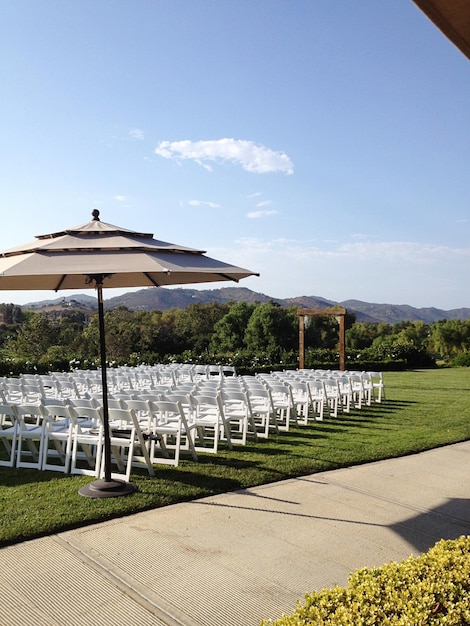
<box><xmin>0</xmin><ymin>209</ymin><xmax>259</xmax><ymax>497</ymax></box>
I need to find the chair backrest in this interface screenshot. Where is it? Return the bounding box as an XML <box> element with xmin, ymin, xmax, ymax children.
<box><xmin>145</xmin><ymin>385</ymin><xmax>174</xmax><ymax>394</ymax></box>
<box><xmin>220</xmin><ymin>390</ymin><xmax>251</xmax><ymax>415</ymax></box>
<box><xmin>67</xmin><ymin>397</ymin><xmax>100</xmax><ymax>410</ymax></box>
<box><xmin>307</xmin><ymin>380</ymin><xmax>324</xmax><ymax>397</ymax></box>
<box><xmin>21</xmin><ymin>383</ymin><xmax>44</xmax><ymax>402</ymax></box>
<box><xmin>68</xmin><ymin>405</ymin><xmax>103</xmax><ymax>426</ymax></box>
<box><xmin>0</xmin><ymin>403</ymin><xmax>18</xmax><ymax>427</ymax></box>
<box><xmin>336</xmin><ymin>376</ymin><xmax>351</xmax><ymax>389</ymax></box>
<box><xmin>90</xmin><ymin>395</ymin><xmax>124</xmax><ymax>410</ymax></box>
<box><xmin>41</xmin><ymin>403</ymin><xmax>72</xmax><ymax>421</ymax></box>
<box><xmin>221</xmin><ymin>389</ymin><xmax>248</xmax><ymax>403</ymax></box>
<box><xmin>148</xmin><ymin>400</ymin><xmax>185</xmax><ymax>423</ymax></box>
<box><xmin>266</xmin><ymin>382</ymin><xmax>289</xmax><ymax>393</ymax></box>
<box><xmin>244</xmin><ymin>386</ymin><xmax>274</xmax><ymax>411</ymax></box>
<box><xmin>135</xmin><ymin>392</ymin><xmax>163</xmax><ymax>403</ymax></box>
<box><xmin>2</xmin><ymin>380</ymin><xmax>25</xmax><ymax>403</ymax></box>
<box><xmin>369</xmin><ymin>371</ymin><xmax>384</xmax><ymax>383</ymax></box>
<box><xmin>173</xmin><ymin>382</ymin><xmax>196</xmax><ymax>393</ymax></box>
<box><xmin>55</xmin><ymin>379</ymin><xmax>80</xmax><ymax>399</ymax></box>
<box><xmin>119</xmin><ymin>399</ymin><xmax>153</xmax><ymax>427</ymax></box>
<box><xmin>192</xmin><ymin>393</ymin><xmax>225</xmax><ymax>416</ymax></box>
<box><xmin>41</xmin><ymin>397</ymin><xmax>69</xmax><ymax>407</ymax></box>
<box><xmin>14</xmin><ymin>403</ymin><xmax>46</xmax><ymax>425</ymax></box>
<box><xmin>121</xmin><ymin>398</ymin><xmax>150</xmax><ymax>412</ymax></box>
<box><xmin>289</xmin><ymin>381</ymin><xmax>308</xmax><ymax>393</ymax></box>
<box><xmin>163</xmin><ymin>391</ymin><xmax>192</xmax><ymax>403</ymax></box>
<box><xmin>107</xmin><ymin>407</ymin><xmax>138</xmax><ymax>430</ymax></box>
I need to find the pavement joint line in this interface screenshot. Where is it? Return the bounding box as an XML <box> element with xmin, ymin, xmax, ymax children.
<box><xmin>53</xmin><ymin>532</ymin><xmax>200</xmax><ymax>626</ymax></box>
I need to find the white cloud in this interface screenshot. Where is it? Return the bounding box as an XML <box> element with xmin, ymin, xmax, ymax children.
<box><xmin>255</xmin><ymin>200</ymin><xmax>272</xmax><ymax>208</ymax></box>
<box><xmin>114</xmin><ymin>195</ymin><xmax>127</xmax><ymax>202</ymax></box>
<box><xmin>247</xmin><ymin>210</ymin><xmax>279</xmax><ymax>219</ymax></box>
<box><xmin>188</xmin><ymin>200</ymin><xmax>221</xmax><ymax>208</ymax></box>
<box><xmin>155</xmin><ymin>138</ymin><xmax>294</xmax><ymax>174</ymax></box>
<box><xmin>130</xmin><ymin>128</ymin><xmax>144</xmax><ymax>140</ymax></box>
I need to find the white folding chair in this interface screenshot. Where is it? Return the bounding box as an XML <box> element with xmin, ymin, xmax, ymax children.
<box><xmin>360</xmin><ymin>372</ymin><xmax>374</xmax><ymax>406</ymax></box>
<box><xmin>20</xmin><ymin>382</ymin><xmax>44</xmax><ymax>404</ymax></box>
<box><xmin>220</xmin><ymin>389</ymin><xmax>258</xmax><ymax>445</ymax></box>
<box><xmin>288</xmin><ymin>380</ymin><xmax>310</xmax><ymax>424</ymax></box>
<box><xmin>41</xmin><ymin>403</ymin><xmax>74</xmax><ymax>473</ymax></box>
<box><xmin>335</xmin><ymin>376</ymin><xmax>352</xmax><ymax>413</ymax></box>
<box><xmin>121</xmin><ymin>397</ymin><xmax>172</xmax><ymax>463</ymax></box>
<box><xmin>2</xmin><ymin>379</ymin><xmax>25</xmax><ymax>405</ymax></box>
<box><xmin>322</xmin><ymin>378</ymin><xmax>341</xmax><ymax>418</ymax></box>
<box><xmin>244</xmin><ymin>386</ymin><xmax>278</xmax><ymax>439</ymax></box>
<box><xmin>147</xmin><ymin>400</ymin><xmax>198</xmax><ymax>466</ymax></box>
<box><xmin>191</xmin><ymin>393</ymin><xmax>232</xmax><ymax>453</ymax></box>
<box><xmin>69</xmin><ymin>405</ymin><xmax>104</xmax><ymax>477</ymax></box>
<box><xmin>349</xmin><ymin>374</ymin><xmax>366</xmax><ymax>409</ymax></box>
<box><xmin>368</xmin><ymin>371</ymin><xmax>385</xmax><ymax>402</ymax></box>
<box><xmin>307</xmin><ymin>380</ymin><xmax>325</xmax><ymax>421</ymax></box>
<box><xmin>105</xmin><ymin>407</ymin><xmax>155</xmax><ymax>481</ymax></box>
<box><xmin>54</xmin><ymin>378</ymin><xmax>80</xmax><ymax>400</ymax></box>
<box><xmin>266</xmin><ymin>382</ymin><xmax>296</xmax><ymax>431</ymax></box>
<box><xmin>15</xmin><ymin>404</ymin><xmax>46</xmax><ymax>470</ymax></box>
<box><xmin>160</xmin><ymin>391</ymin><xmax>198</xmax><ymax>446</ymax></box>
<box><xmin>0</xmin><ymin>404</ymin><xmax>19</xmax><ymax>467</ymax></box>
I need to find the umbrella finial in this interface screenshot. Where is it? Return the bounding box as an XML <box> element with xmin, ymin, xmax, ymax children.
<box><xmin>92</xmin><ymin>209</ymin><xmax>100</xmax><ymax>221</ymax></box>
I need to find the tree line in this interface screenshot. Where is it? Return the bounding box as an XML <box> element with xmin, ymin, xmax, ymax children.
<box><xmin>1</xmin><ymin>301</ymin><xmax>470</xmax><ymax>375</ymax></box>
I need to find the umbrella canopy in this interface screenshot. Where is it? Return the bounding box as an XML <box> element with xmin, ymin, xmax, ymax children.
<box><xmin>0</xmin><ymin>210</ymin><xmax>259</xmax><ymax>497</ymax></box>
<box><xmin>0</xmin><ymin>209</ymin><xmax>258</xmax><ymax>291</ymax></box>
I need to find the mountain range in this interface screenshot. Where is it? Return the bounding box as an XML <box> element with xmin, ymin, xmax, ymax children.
<box><xmin>20</xmin><ymin>287</ymin><xmax>470</xmax><ymax>324</ymax></box>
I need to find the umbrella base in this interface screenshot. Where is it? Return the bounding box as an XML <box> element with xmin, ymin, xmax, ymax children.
<box><xmin>78</xmin><ymin>478</ymin><xmax>137</xmax><ymax>498</ymax></box>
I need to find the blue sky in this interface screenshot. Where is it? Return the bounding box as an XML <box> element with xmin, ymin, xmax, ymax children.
<box><xmin>1</xmin><ymin>0</ymin><xmax>469</xmax><ymax>309</ymax></box>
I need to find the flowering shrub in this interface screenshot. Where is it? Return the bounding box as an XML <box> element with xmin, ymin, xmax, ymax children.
<box><xmin>261</xmin><ymin>536</ymin><xmax>470</xmax><ymax>625</ymax></box>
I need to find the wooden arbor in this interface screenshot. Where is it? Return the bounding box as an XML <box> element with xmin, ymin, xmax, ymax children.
<box><xmin>298</xmin><ymin>307</ymin><xmax>347</xmax><ymax>371</ymax></box>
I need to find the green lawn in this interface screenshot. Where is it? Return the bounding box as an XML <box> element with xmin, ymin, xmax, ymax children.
<box><xmin>1</xmin><ymin>368</ymin><xmax>469</xmax><ymax>547</ymax></box>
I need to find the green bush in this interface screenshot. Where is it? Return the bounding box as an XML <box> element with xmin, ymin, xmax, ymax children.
<box><xmin>261</xmin><ymin>536</ymin><xmax>470</xmax><ymax>625</ymax></box>
<box><xmin>452</xmin><ymin>353</ymin><xmax>470</xmax><ymax>367</ymax></box>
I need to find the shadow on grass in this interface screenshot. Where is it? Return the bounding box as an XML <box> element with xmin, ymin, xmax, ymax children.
<box><xmin>0</xmin><ymin>466</ymin><xmax>73</xmax><ymax>488</ymax></box>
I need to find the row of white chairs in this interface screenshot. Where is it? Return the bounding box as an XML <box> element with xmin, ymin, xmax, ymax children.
<box><xmin>263</xmin><ymin>369</ymin><xmax>386</xmax><ymax>421</ymax></box>
<box><xmin>0</xmin><ymin>396</ymin><xmax>202</xmax><ymax>480</ymax></box>
<box><xmin>1</xmin><ymin>364</ymin><xmax>238</xmax><ymax>401</ymax></box>
<box><xmin>0</xmin><ymin>383</ymin><xmax>275</xmax><ymax>475</ymax></box>
<box><xmin>0</xmin><ymin>367</ymin><xmax>385</xmax><ymax>478</ymax></box>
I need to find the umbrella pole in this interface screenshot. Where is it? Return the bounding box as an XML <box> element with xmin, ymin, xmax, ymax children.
<box><xmin>78</xmin><ymin>280</ymin><xmax>136</xmax><ymax>498</ymax></box>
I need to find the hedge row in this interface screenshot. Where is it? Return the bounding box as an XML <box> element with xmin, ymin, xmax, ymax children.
<box><xmin>0</xmin><ymin>357</ymin><xmax>411</xmax><ymax>378</ymax></box>
<box><xmin>261</xmin><ymin>536</ymin><xmax>470</xmax><ymax>625</ymax></box>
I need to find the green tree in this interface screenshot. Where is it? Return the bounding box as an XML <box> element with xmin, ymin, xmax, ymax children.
<box><xmin>0</xmin><ymin>303</ymin><xmax>23</xmax><ymax>325</ymax></box>
<box><xmin>394</xmin><ymin>321</ymin><xmax>430</xmax><ymax>350</ymax></box>
<box><xmin>209</xmin><ymin>301</ymin><xmax>256</xmax><ymax>352</ymax></box>
<box><xmin>428</xmin><ymin>319</ymin><xmax>470</xmax><ymax>361</ymax></box>
<box><xmin>244</xmin><ymin>302</ymin><xmax>297</xmax><ymax>357</ymax></box>
<box><xmin>4</xmin><ymin>312</ymin><xmax>57</xmax><ymax>360</ymax></box>
<box><xmin>173</xmin><ymin>303</ymin><xmax>230</xmax><ymax>354</ymax></box>
<box><xmin>347</xmin><ymin>322</ymin><xmax>382</xmax><ymax>350</ymax></box>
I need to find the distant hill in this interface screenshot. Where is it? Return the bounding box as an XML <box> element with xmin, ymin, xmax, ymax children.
<box><xmin>17</xmin><ymin>288</ymin><xmax>470</xmax><ymax>324</ymax></box>
<box><xmin>24</xmin><ymin>295</ymin><xmax>98</xmax><ymax>309</ymax></box>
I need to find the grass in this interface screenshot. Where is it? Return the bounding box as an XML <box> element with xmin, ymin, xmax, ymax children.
<box><xmin>1</xmin><ymin>368</ymin><xmax>469</xmax><ymax>547</ymax></box>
